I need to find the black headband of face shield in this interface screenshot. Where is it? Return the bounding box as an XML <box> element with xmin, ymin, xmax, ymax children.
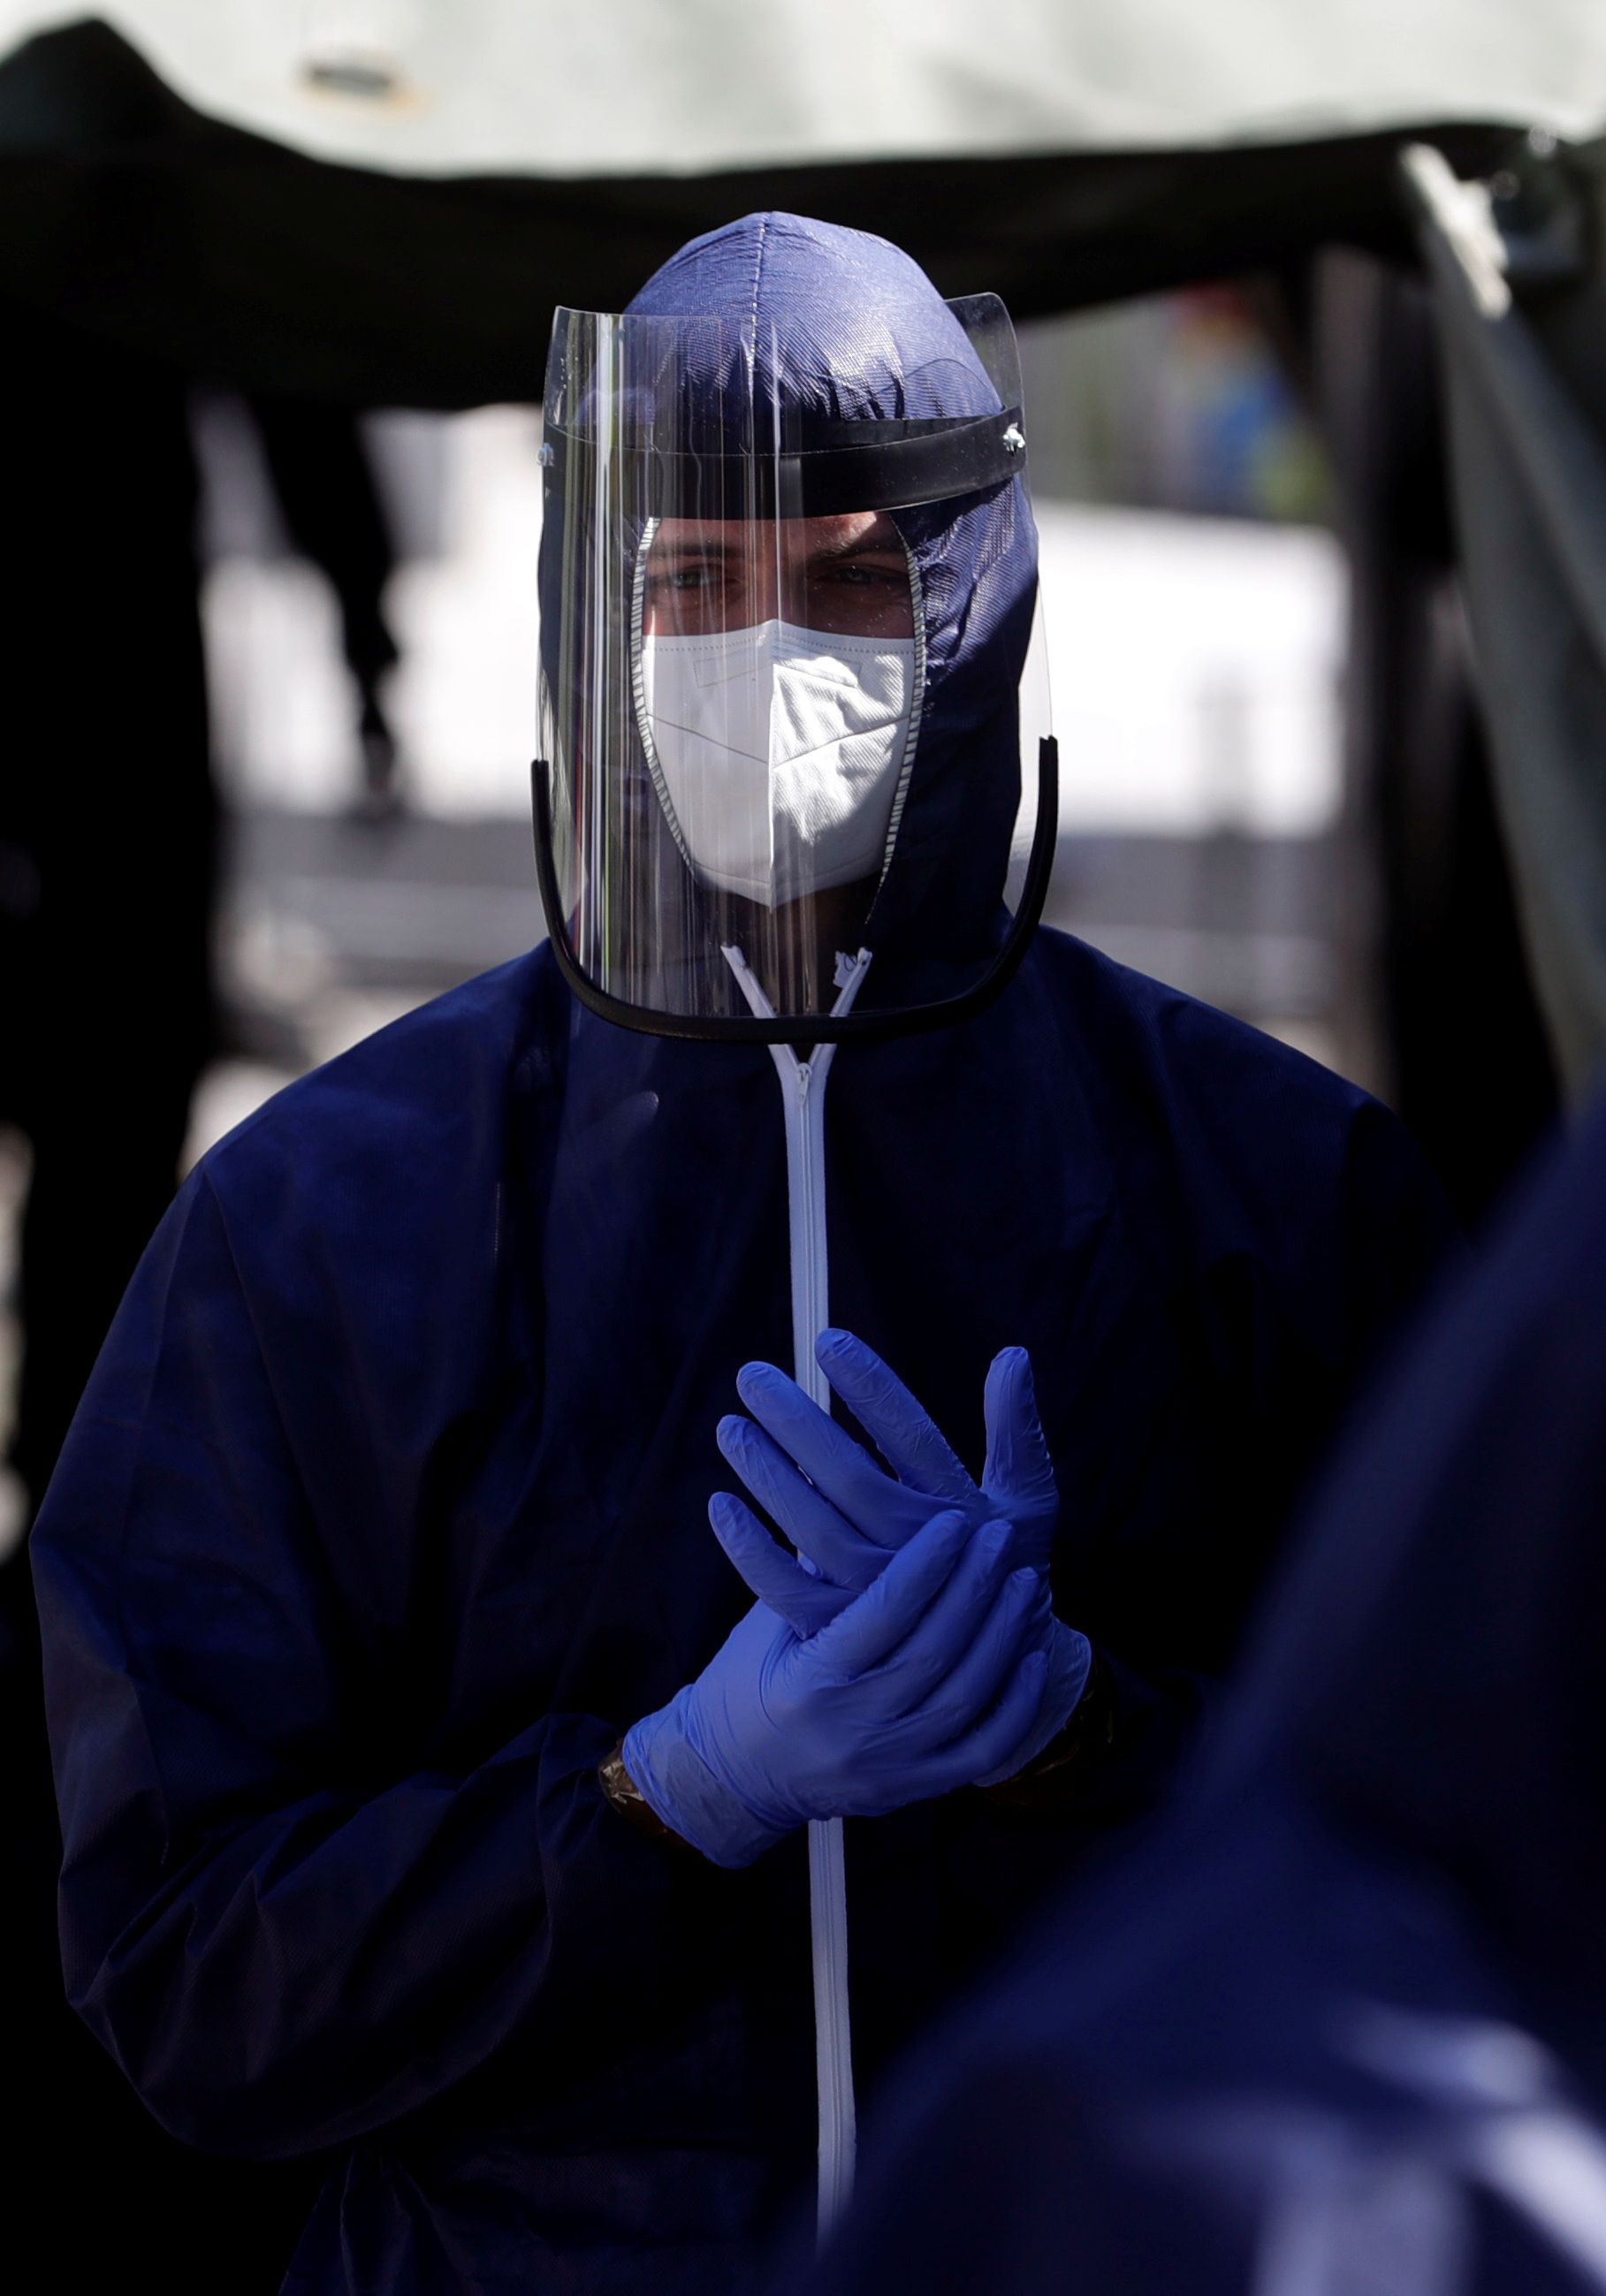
<box><xmin>539</xmin><ymin>406</ymin><xmax>1028</xmax><ymax>517</ymax></box>
<box><xmin>529</xmin><ymin>737</ymin><xmax>1059</xmax><ymax>1047</ymax></box>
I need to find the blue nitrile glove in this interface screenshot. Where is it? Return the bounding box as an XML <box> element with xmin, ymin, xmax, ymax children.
<box><xmin>716</xmin><ymin>1331</ymin><xmax>1059</xmax><ymax>1606</ymax></box>
<box><xmin>708</xmin><ymin>1331</ymin><xmax>1088</xmax><ymax>1778</ymax></box>
<box><xmin>623</xmin><ymin>1512</ymin><xmax>1051</xmax><ymax>1866</ymax></box>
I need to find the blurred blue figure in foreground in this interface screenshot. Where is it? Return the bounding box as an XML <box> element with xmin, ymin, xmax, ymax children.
<box><xmin>30</xmin><ymin>215</ymin><xmax>1454</xmax><ymax>2295</ymax></box>
<box><xmin>786</xmin><ymin>1085</ymin><xmax>1606</xmax><ymax>2296</ymax></box>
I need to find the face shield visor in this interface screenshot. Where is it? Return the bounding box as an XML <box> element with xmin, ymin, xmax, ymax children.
<box><xmin>532</xmin><ymin>293</ymin><xmax>1055</xmax><ymax>1044</ymax></box>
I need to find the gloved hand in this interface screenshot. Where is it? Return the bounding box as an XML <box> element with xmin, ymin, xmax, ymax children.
<box><xmin>708</xmin><ymin>1330</ymin><xmax>1088</xmax><ymax>1778</ymax></box>
<box><xmin>624</xmin><ymin>1512</ymin><xmax>1051</xmax><ymax>1866</ymax></box>
<box><xmin>711</xmin><ymin>1329</ymin><xmax>1060</xmax><ymax>1625</ymax></box>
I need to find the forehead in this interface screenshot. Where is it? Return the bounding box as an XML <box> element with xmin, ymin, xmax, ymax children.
<box><xmin>650</xmin><ymin>513</ymin><xmax>903</xmax><ymax>554</ymax></box>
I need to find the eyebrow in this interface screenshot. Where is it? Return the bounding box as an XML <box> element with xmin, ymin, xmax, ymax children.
<box><xmin>649</xmin><ymin>534</ymin><xmax>905</xmax><ymax>566</ymax></box>
<box><xmin>806</xmin><ymin>531</ymin><xmax>906</xmax><ymax>566</ymax></box>
<box><xmin>649</xmin><ymin>539</ymin><xmax>736</xmax><ymax>563</ymax></box>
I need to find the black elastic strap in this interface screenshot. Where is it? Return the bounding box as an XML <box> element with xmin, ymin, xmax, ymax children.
<box><xmin>543</xmin><ymin>407</ymin><xmax>1026</xmax><ymax>517</ymax></box>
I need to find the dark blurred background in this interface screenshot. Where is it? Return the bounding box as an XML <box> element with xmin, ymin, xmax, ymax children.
<box><xmin>4</xmin><ymin>5</ymin><xmax>1604</xmax><ymax>2286</ymax></box>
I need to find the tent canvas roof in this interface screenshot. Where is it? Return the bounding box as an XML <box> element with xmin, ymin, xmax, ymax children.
<box><xmin>3</xmin><ymin>0</ymin><xmax>1605</xmax><ymax>179</ymax></box>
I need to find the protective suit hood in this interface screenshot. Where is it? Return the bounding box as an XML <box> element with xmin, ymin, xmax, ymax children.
<box><xmin>628</xmin><ymin>213</ymin><xmax>1039</xmax><ymax>966</ymax></box>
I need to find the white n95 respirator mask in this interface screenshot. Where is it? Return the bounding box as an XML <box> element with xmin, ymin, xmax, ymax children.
<box><xmin>636</xmin><ymin>619</ymin><xmax>917</xmax><ymax>911</ymax></box>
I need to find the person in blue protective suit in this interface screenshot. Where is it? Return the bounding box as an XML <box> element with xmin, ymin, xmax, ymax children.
<box><xmin>32</xmin><ymin>214</ymin><xmax>1455</xmax><ymax>2296</ymax></box>
<box><xmin>779</xmin><ymin>1087</ymin><xmax>1606</xmax><ymax>2296</ymax></box>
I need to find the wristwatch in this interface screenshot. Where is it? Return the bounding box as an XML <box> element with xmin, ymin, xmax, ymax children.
<box><xmin>980</xmin><ymin>1648</ymin><xmax>1118</xmax><ymax>1813</ymax></box>
<box><xmin>598</xmin><ymin>1738</ymin><xmax>690</xmax><ymax>1848</ymax></box>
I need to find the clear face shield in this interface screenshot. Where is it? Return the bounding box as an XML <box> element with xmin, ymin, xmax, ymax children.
<box><xmin>532</xmin><ymin>295</ymin><xmax>1055</xmax><ymax>1044</ymax></box>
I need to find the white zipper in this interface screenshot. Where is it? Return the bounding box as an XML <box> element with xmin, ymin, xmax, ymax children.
<box><xmin>723</xmin><ymin>943</ymin><xmax>872</xmax><ymax>2242</ymax></box>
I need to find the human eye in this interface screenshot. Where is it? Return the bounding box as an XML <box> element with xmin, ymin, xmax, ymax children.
<box><xmin>647</xmin><ymin>559</ymin><xmax>714</xmax><ymax>597</ymax></box>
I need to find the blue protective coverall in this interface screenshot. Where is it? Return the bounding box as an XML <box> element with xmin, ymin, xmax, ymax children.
<box><xmin>782</xmin><ymin>1091</ymin><xmax>1606</xmax><ymax>2296</ymax></box>
<box><xmin>32</xmin><ymin>215</ymin><xmax>1456</xmax><ymax>2296</ymax></box>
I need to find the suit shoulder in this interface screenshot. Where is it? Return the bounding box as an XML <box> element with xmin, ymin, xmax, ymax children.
<box><xmin>1035</xmin><ymin>925</ymin><xmax>1378</xmax><ymax>1141</ymax></box>
<box><xmin>198</xmin><ymin>948</ymin><xmax>564</xmax><ymax>1214</ymax></box>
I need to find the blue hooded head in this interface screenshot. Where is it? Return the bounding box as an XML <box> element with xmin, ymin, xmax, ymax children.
<box><xmin>537</xmin><ymin>212</ymin><xmax>1040</xmax><ymax>1010</ymax></box>
<box><xmin>628</xmin><ymin>214</ymin><xmax>1039</xmax><ymax>962</ymax></box>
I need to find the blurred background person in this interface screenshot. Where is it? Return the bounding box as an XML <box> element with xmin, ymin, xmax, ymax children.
<box><xmin>0</xmin><ymin>300</ymin><xmax>241</xmax><ymax>2287</ymax></box>
<box><xmin>774</xmin><ymin>1076</ymin><xmax>1606</xmax><ymax>2296</ymax></box>
<box><xmin>0</xmin><ymin>314</ymin><xmax>400</xmax><ymax>2296</ymax></box>
<box><xmin>0</xmin><ymin>307</ymin><xmax>215</xmax><ymax>1524</ymax></box>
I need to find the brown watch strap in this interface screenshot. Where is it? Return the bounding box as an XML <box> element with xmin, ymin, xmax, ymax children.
<box><xmin>979</xmin><ymin>1648</ymin><xmax>1119</xmax><ymax>1813</ymax></box>
<box><xmin>598</xmin><ymin>1738</ymin><xmax>692</xmax><ymax>1849</ymax></box>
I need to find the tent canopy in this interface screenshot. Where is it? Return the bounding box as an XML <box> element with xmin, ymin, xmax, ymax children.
<box><xmin>0</xmin><ymin>19</ymin><xmax>1535</xmax><ymax>405</ymax></box>
<box><xmin>2</xmin><ymin>1</ymin><xmax>1605</xmax><ymax>177</ymax></box>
